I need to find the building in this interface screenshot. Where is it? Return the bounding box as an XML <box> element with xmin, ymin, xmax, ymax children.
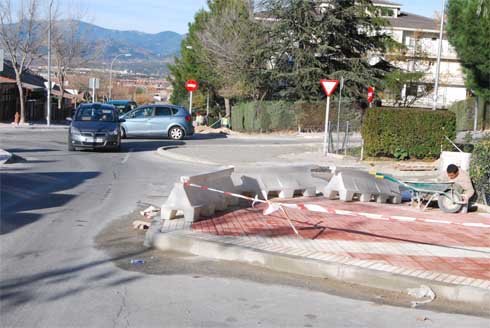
<box><xmin>1</xmin><ymin>60</ymin><xmax>81</xmax><ymax>122</ymax></box>
<box><xmin>0</xmin><ymin>60</ymin><xmax>47</xmax><ymax>122</ymax></box>
<box><xmin>373</xmin><ymin>0</ymin><xmax>467</xmax><ymax>108</ymax></box>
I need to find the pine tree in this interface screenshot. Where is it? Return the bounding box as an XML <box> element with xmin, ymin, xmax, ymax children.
<box><xmin>447</xmin><ymin>0</ymin><xmax>490</xmax><ymax>99</ymax></box>
<box><xmin>260</xmin><ymin>0</ymin><xmax>388</xmax><ymax>101</ymax></box>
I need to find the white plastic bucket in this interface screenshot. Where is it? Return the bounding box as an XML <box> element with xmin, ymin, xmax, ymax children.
<box><xmin>439</xmin><ymin>151</ymin><xmax>472</xmax><ymax>172</ymax></box>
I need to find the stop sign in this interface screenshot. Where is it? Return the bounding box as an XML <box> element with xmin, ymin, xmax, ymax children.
<box><xmin>185</xmin><ymin>80</ymin><xmax>198</xmax><ymax>92</ymax></box>
<box><xmin>367</xmin><ymin>86</ymin><xmax>375</xmax><ymax>104</ymax></box>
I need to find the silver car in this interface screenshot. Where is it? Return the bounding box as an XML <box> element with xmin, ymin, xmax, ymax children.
<box><xmin>68</xmin><ymin>103</ymin><xmax>124</xmax><ymax>151</ymax></box>
<box><xmin>120</xmin><ymin>104</ymin><xmax>194</xmax><ymax>140</ymax></box>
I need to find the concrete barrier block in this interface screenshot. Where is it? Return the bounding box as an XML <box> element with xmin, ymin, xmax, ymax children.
<box><xmin>324</xmin><ymin>169</ymin><xmax>401</xmax><ymax>204</ymax></box>
<box><xmin>161</xmin><ymin>167</ymin><xmax>238</xmax><ymax>222</ymax></box>
<box><xmin>236</xmin><ymin>165</ymin><xmax>326</xmax><ymax>200</ymax></box>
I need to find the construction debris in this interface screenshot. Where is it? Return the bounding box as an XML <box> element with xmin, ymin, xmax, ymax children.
<box><xmin>407</xmin><ymin>285</ymin><xmax>436</xmax><ymax>308</ymax></box>
<box><xmin>140</xmin><ymin>206</ymin><xmax>160</xmax><ymax>219</ymax></box>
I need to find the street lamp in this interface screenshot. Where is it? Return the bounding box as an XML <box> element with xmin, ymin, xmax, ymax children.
<box><xmin>46</xmin><ymin>0</ymin><xmax>53</xmax><ymax>126</ymax></box>
<box><xmin>432</xmin><ymin>0</ymin><xmax>447</xmax><ymax>110</ymax></box>
<box><xmin>109</xmin><ymin>53</ymin><xmax>131</xmax><ymax>100</ymax></box>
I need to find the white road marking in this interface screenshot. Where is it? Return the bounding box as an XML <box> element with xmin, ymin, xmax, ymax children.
<box><xmin>121</xmin><ymin>148</ymin><xmax>133</xmax><ymax>164</ymax></box>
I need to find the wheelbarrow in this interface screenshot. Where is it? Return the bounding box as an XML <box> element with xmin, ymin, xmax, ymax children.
<box><xmin>372</xmin><ymin>173</ymin><xmax>464</xmax><ymax>213</ymax></box>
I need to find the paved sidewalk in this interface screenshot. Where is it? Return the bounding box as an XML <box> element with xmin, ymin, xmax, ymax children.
<box><xmin>191</xmin><ymin>199</ymin><xmax>490</xmax><ymax>281</ymax></box>
<box><xmin>150</xmin><ymin>197</ymin><xmax>490</xmax><ymax>307</ymax></box>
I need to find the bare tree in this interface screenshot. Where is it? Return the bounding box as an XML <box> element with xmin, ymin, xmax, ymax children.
<box><xmin>197</xmin><ymin>0</ymin><xmax>258</xmax><ymax>117</ymax></box>
<box><xmin>0</xmin><ymin>0</ymin><xmax>42</xmax><ymax>123</ymax></box>
<box><xmin>50</xmin><ymin>2</ymin><xmax>98</xmax><ymax>111</ymax></box>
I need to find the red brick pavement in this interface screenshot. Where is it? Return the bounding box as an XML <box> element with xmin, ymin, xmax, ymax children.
<box><xmin>192</xmin><ymin>198</ymin><xmax>490</xmax><ymax>281</ymax></box>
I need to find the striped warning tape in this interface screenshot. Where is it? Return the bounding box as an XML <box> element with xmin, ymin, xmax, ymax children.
<box><xmin>182</xmin><ymin>182</ymin><xmax>490</xmax><ymax>229</ymax></box>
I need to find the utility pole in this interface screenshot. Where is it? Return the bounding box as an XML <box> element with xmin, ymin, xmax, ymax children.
<box><xmin>109</xmin><ymin>53</ymin><xmax>131</xmax><ymax>100</ymax></box>
<box><xmin>432</xmin><ymin>0</ymin><xmax>447</xmax><ymax>110</ymax></box>
<box><xmin>47</xmin><ymin>0</ymin><xmax>53</xmax><ymax>126</ymax></box>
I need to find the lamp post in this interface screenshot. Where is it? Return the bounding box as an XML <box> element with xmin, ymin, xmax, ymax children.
<box><xmin>46</xmin><ymin>0</ymin><xmax>53</xmax><ymax>126</ymax></box>
<box><xmin>109</xmin><ymin>53</ymin><xmax>131</xmax><ymax>100</ymax></box>
<box><xmin>432</xmin><ymin>0</ymin><xmax>447</xmax><ymax>110</ymax></box>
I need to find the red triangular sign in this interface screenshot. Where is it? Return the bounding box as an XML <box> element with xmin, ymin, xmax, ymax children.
<box><xmin>320</xmin><ymin>79</ymin><xmax>339</xmax><ymax>97</ymax></box>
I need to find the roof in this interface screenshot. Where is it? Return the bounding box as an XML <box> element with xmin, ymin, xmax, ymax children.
<box><xmin>373</xmin><ymin>0</ymin><xmax>401</xmax><ymax>6</ymax></box>
<box><xmin>0</xmin><ymin>60</ymin><xmax>46</xmax><ymax>90</ymax></box>
<box><xmin>386</xmin><ymin>12</ymin><xmax>438</xmax><ymax>31</ymax></box>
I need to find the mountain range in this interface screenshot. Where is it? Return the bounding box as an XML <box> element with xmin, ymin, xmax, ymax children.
<box><xmin>62</xmin><ymin>20</ymin><xmax>184</xmax><ymax>76</ymax></box>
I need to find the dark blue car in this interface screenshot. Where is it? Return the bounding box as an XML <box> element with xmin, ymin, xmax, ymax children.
<box><xmin>68</xmin><ymin>103</ymin><xmax>124</xmax><ymax>151</ymax></box>
<box><xmin>120</xmin><ymin>104</ymin><xmax>194</xmax><ymax>140</ymax></box>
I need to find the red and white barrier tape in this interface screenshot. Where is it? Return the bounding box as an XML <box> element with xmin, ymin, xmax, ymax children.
<box><xmin>182</xmin><ymin>182</ymin><xmax>490</xmax><ymax>229</ymax></box>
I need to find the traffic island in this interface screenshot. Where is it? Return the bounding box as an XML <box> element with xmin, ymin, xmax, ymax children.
<box><xmin>148</xmin><ymin>198</ymin><xmax>490</xmax><ymax>311</ymax></box>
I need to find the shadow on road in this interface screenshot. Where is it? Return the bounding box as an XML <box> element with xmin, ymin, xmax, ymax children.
<box><xmin>0</xmin><ymin>250</ymin><xmax>146</xmax><ymax>313</ymax></box>
<box><xmin>0</xmin><ymin>171</ymin><xmax>100</xmax><ymax>235</ymax></box>
<box><xmin>120</xmin><ymin>140</ymin><xmax>185</xmax><ymax>153</ymax></box>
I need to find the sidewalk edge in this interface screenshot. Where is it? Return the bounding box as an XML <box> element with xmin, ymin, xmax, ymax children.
<box><xmin>150</xmin><ymin>230</ymin><xmax>490</xmax><ymax>309</ymax></box>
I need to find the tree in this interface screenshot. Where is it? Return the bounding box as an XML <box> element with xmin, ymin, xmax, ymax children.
<box><xmin>196</xmin><ymin>0</ymin><xmax>263</xmax><ymax>116</ymax></box>
<box><xmin>0</xmin><ymin>0</ymin><xmax>42</xmax><ymax>123</ymax></box>
<box><xmin>259</xmin><ymin>0</ymin><xmax>388</xmax><ymax>101</ymax></box>
<box><xmin>168</xmin><ymin>9</ymin><xmax>214</xmax><ymax>110</ymax></box>
<box><xmin>447</xmin><ymin>0</ymin><xmax>490</xmax><ymax>100</ymax></box>
<box><xmin>50</xmin><ymin>5</ymin><xmax>93</xmax><ymax>112</ymax></box>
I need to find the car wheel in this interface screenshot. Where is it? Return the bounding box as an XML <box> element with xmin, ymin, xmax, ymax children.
<box><xmin>121</xmin><ymin>127</ymin><xmax>127</xmax><ymax>139</ymax></box>
<box><xmin>169</xmin><ymin>126</ymin><xmax>184</xmax><ymax>140</ymax></box>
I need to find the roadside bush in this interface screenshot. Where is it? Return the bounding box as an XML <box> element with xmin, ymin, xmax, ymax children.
<box><xmin>231</xmin><ymin>100</ymin><xmax>362</xmax><ymax>132</ymax></box>
<box><xmin>361</xmin><ymin>108</ymin><xmax>456</xmax><ymax>159</ymax></box>
<box><xmin>470</xmin><ymin>136</ymin><xmax>490</xmax><ymax>203</ymax></box>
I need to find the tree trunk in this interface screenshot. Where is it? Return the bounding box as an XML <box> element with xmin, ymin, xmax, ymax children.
<box><xmin>15</xmin><ymin>77</ymin><xmax>26</xmax><ymax>123</ymax></box>
<box><xmin>224</xmin><ymin>98</ymin><xmax>231</xmax><ymax>117</ymax></box>
<box><xmin>59</xmin><ymin>75</ymin><xmax>65</xmax><ymax>112</ymax></box>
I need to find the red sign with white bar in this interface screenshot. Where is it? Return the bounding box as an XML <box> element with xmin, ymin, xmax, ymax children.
<box><xmin>185</xmin><ymin>80</ymin><xmax>198</xmax><ymax>92</ymax></box>
<box><xmin>320</xmin><ymin>79</ymin><xmax>339</xmax><ymax>97</ymax></box>
<box><xmin>368</xmin><ymin>86</ymin><xmax>375</xmax><ymax>103</ymax></box>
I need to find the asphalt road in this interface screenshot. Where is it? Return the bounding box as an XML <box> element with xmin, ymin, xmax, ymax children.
<box><xmin>0</xmin><ymin>128</ymin><xmax>488</xmax><ymax>327</ymax></box>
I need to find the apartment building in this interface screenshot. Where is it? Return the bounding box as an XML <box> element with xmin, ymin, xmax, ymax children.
<box><xmin>374</xmin><ymin>0</ymin><xmax>467</xmax><ymax>108</ymax></box>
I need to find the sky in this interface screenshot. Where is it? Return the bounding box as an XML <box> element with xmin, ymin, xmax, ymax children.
<box><xmin>66</xmin><ymin>0</ymin><xmax>443</xmax><ymax>35</ymax></box>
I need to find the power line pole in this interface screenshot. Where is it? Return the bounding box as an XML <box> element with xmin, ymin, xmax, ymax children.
<box><xmin>47</xmin><ymin>0</ymin><xmax>53</xmax><ymax>126</ymax></box>
<box><xmin>432</xmin><ymin>0</ymin><xmax>447</xmax><ymax>110</ymax></box>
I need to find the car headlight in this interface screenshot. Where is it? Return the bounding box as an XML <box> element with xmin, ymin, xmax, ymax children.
<box><xmin>71</xmin><ymin>126</ymin><xmax>81</xmax><ymax>135</ymax></box>
<box><xmin>109</xmin><ymin>128</ymin><xmax>119</xmax><ymax>135</ymax></box>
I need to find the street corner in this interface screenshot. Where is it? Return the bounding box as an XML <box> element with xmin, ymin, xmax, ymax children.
<box><xmin>0</xmin><ymin>148</ymin><xmax>13</xmax><ymax>166</ymax></box>
<box><xmin>154</xmin><ymin>196</ymin><xmax>490</xmax><ymax>307</ymax></box>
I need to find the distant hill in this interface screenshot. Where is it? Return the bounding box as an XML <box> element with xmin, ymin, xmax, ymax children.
<box><xmin>58</xmin><ymin>20</ymin><xmax>184</xmax><ymax>76</ymax></box>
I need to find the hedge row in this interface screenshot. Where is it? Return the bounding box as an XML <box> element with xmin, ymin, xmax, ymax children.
<box><xmin>470</xmin><ymin>137</ymin><xmax>490</xmax><ymax>203</ymax></box>
<box><xmin>361</xmin><ymin>108</ymin><xmax>456</xmax><ymax>159</ymax></box>
<box><xmin>231</xmin><ymin>100</ymin><xmax>362</xmax><ymax>132</ymax></box>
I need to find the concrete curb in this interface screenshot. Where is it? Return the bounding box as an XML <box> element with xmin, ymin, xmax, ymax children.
<box><xmin>150</xmin><ymin>229</ymin><xmax>490</xmax><ymax>309</ymax></box>
<box><xmin>156</xmin><ymin>147</ymin><xmax>219</xmax><ymax>166</ymax></box>
<box><xmin>0</xmin><ymin>149</ymin><xmax>13</xmax><ymax>166</ymax></box>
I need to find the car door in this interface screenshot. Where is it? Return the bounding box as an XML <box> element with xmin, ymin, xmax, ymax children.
<box><xmin>123</xmin><ymin>106</ymin><xmax>154</xmax><ymax>135</ymax></box>
<box><xmin>149</xmin><ymin>106</ymin><xmax>172</xmax><ymax>136</ymax></box>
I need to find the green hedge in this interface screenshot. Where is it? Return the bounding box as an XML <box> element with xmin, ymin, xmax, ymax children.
<box><xmin>231</xmin><ymin>100</ymin><xmax>362</xmax><ymax>132</ymax></box>
<box><xmin>470</xmin><ymin>136</ymin><xmax>490</xmax><ymax>203</ymax></box>
<box><xmin>361</xmin><ymin>108</ymin><xmax>456</xmax><ymax>159</ymax></box>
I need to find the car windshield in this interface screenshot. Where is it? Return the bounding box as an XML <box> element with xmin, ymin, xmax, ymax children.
<box><xmin>76</xmin><ymin>107</ymin><xmax>116</xmax><ymax>122</ymax></box>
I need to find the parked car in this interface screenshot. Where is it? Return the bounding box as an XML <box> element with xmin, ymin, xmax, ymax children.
<box><xmin>106</xmin><ymin>100</ymin><xmax>138</xmax><ymax>116</ymax></box>
<box><xmin>67</xmin><ymin>103</ymin><xmax>125</xmax><ymax>151</ymax></box>
<box><xmin>120</xmin><ymin>104</ymin><xmax>194</xmax><ymax>140</ymax></box>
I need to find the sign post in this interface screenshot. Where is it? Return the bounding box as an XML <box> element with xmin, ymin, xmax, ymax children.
<box><xmin>320</xmin><ymin>79</ymin><xmax>340</xmax><ymax>156</ymax></box>
<box><xmin>89</xmin><ymin>78</ymin><xmax>100</xmax><ymax>103</ymax></box>
<box><xmin>368</xmin><ymin>86</ymin><xmax>375</xmax><ymax>107</ymax></box>
<box><xmin>185</xmin><ymin>80</ymin><xmax>198</xmax><ymax>115</ymax></box>
<box><xmin>0</xmin><ymin>49</ymin><xmax>4</xmax><ymax>73</ymax></box>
